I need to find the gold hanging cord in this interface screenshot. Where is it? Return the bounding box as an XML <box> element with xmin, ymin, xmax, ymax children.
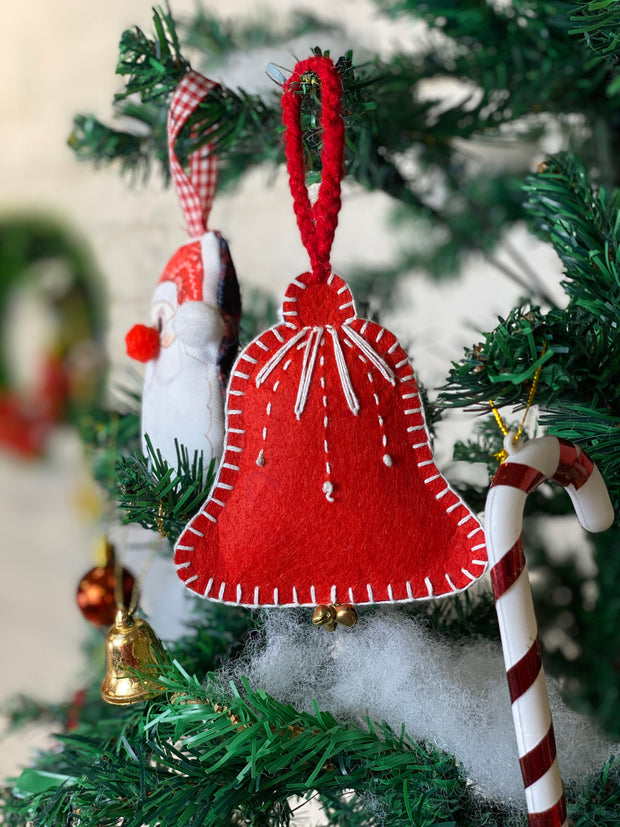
<box><xmin>489</xmin><ymin>342</ymin><xmax>547</xmax><ymax>463</ymax></box>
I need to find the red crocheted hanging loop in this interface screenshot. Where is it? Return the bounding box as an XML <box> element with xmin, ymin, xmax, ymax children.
<box><xmin>282</xmin><ymin>55</ymin><xmax>345</xmax><ymax>284</ymax></box>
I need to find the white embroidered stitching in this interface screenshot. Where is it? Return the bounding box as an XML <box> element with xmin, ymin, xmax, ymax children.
<box><xmin>344</xmin><ymin>325</ymin><xmax>395</xmax><ymax>384</ymax></box>
<box><xmin>329</xmin><ymin>328</ymin><xmax>359</xmax><ymax>415</ymax></box>
<box><xmin>204</xmin><ymin>578</ymin><xmax>214</xmax><ymax>596</ymax></box>
<box><xmin>255</xmin><ymin>327</ymin><xmax>308</xmax><ymax>386</ymax></box>
<box><xmin>295</xmin><ymin>327</ymin><xmax>324</xmax><ymax>418</ymax></box>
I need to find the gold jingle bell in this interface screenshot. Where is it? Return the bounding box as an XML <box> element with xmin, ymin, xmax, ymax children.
<box><xmin>312</xmin><ymin>603</ymin><xmax>358</xmax><ymax>632</ymax></box>
<box><xmin>101</xmin><ymin>609</ymin><xmax>166</xmax><ymax>705</ymax></box>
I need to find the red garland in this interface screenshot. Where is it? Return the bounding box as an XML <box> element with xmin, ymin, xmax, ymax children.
<box><xmin>281</xmin><ymin>56</ymin><xmax>345</xmax><ymax>284</ymax></box>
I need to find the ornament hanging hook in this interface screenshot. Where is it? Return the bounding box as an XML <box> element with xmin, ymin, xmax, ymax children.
<box><xmin>282</xmin><ymin>55</ymin><xmax>345</xmax><ymax>284</ymax></box>
<box><xmin>168</xmin><ymin>71</ymin><xmax>219</xmax><ymax>237</ymax></box>
<box><xmin>490</xmin><ymin>341</ymin><xmax>547</xmax><ymax>462</ymax></box>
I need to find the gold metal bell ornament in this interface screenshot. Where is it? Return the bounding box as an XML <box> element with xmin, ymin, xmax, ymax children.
<box><xmin>101</xmin><ymin>608</ymin><xmax>166</xmax><ymax>705</ymax></box>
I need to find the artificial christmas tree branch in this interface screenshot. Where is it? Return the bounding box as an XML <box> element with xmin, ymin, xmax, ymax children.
<box><xmin>68</xmin><ymin>4</ymin><xmax>619</xmax><ymax>304</ymax></box>
<box><xmin>441</xmin><ymin>153</ymin><xmax>620</xmax><ymax>514</ymax></box>
<box><xmin>3</xmin><ymin>3</ymin><xmax>620</xmax><ymax>825</ymax></box>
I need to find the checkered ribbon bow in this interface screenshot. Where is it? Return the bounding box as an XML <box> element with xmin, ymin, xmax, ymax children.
<box><xmin>168</xmin><ymin>71</ymin><xmax>218</xmax><ymax>237</ymax></box>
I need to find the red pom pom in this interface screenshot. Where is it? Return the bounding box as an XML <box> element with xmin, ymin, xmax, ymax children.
<box><xmin>125</xmin><ymin>324</ymin><xmax>160</xmax><ymax>362</ymax></box>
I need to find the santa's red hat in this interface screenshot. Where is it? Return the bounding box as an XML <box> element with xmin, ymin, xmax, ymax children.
<box><xmin>158</xmin><ymin>240</ymin><xmax>204</xmax><ymax>304</ymax></box>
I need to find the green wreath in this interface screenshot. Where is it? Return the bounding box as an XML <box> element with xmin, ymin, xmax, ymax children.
<box><xmin>0</xmin><ymin>214</ymin><xmax>106</xmax><ymax>454</ymax></box>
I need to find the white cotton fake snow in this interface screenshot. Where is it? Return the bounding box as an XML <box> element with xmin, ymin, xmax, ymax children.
<box><xmin>220</xmin><ymin>607</ymin><xmax>617</xmax><ymax>809</ymax></box>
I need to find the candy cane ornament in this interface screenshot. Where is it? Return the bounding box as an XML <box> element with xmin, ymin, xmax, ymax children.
<box><xmin>486</xmin><ymin>434</ymin><xmax>614</xmax><ymax>825</ymax></box>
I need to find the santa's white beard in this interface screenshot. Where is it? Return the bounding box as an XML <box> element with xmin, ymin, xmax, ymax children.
<box><xmin>141</xmin><ymin>336</ymin><xmax>224</xmax><ymax>472</ymax></box>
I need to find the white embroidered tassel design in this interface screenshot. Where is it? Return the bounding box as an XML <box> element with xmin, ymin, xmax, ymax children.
<box><xmin>344</xmin><ymin>325</ymin><xmax>396</xmax><ymax>385</ymax></box>
<box><xmin>329</xmin><ymin>327</ymin><xmax>359</xmax><ymax>415</ymax></box>
<box><xmin>252</xmin><ymin>322</ymin><xmax>394</xmax><ymax>419</ymax></box>
<box><xmin>295</xmin><ymin>327</ymin><xmax>324</xmax><ymax>418</ymax></box>
<box><xmin>255</xmin><ymin>327</ymin><xmax>308</xmax><ymax>387</ymax></box>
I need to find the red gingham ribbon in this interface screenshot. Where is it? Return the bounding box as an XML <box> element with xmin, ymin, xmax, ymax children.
<box><xmin>168</xmin><ymin>71</ymin><xmax>218</xmax><ymax>237</ymax></box>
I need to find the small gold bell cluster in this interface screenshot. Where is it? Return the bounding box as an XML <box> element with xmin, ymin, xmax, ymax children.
<box><xmin>311</xmin><ymin>603</ymin><xmax>358</xmax><ymax>632</ymax></box>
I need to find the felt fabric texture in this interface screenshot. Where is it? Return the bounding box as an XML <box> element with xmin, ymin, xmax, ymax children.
<box><xmin>125</xmin><ymin>71</ymin><xmax>241</xmax><ymax>472</ymax></box>
<box><xmin>132</xmin><ymin>231</ymin><xmax>240</xmax><ymax>471</ymax></box>
<box><xmin>174</xmin><ymin>271</ymin><xmax>487</xmax><ymax>607</ymax></box>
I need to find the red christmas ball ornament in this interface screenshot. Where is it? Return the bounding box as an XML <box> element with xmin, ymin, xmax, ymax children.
<box><xmin>76</xmin><ymin>545</ymin><xmax>136</xmax><ymax>627</ymax></box>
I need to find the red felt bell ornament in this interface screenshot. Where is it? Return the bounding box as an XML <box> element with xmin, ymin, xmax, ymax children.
<box><xmin>174</xmin><ymin>56</ymin><xmax>487</xmax><ymax>612</ymax></box>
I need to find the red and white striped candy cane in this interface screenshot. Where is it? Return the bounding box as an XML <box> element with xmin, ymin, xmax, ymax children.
<box><xmin>486</xmin><ymin>435</ymin><xmax>614</xmax><ymax>826</ymax></box>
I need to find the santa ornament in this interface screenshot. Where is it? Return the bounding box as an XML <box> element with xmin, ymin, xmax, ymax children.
<box><xmin>126</xmin><ymin>71</ymin><xmax>241</xmax><ymax>471</ymax></box>
<box><xmin>174</xmin><ymin>55</ymin><xmax>487</xmax><ymax>613</ymax></box>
